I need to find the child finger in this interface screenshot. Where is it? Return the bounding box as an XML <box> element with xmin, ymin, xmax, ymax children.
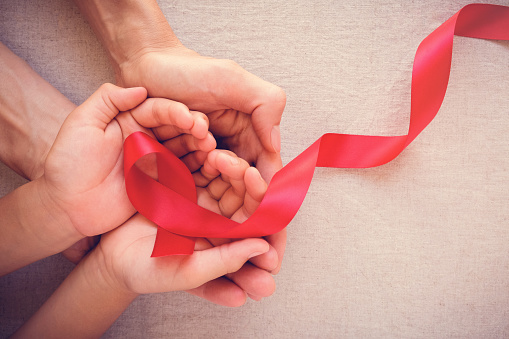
<box><xmin>243</xmin><ymin>167</ymin><xmax>268</xmax><ymax>214</ymax></box>
<box><xmin>180</xmin><ymin>150</ymin><xmax>208</xmax><ymax>173</ymax></box>
<box><xmin>229</xmin><ymin>167</ymin><xmax>267</xmax><ymax>223</ymax></box>
<box><xmin>152</xmin><ymin>110</ymin><xmax>209</xmax><ymax>141</ymax></box>
<box><xmin>176</xmin><ymin>238</ymin><xmax>270</xmax><ymax>291</ymax></box>
<box><xmin>218</xmin><ymin>188</ymin><xmax>245</xmax><ymax>218</ymax></box>
<box><xmin>162</xmin><ymin>132</ymin><xmax>216</xmax><ymax>158</ymax></box>
<box><xmin>212</xmin><ymin>151</ymin><xmax>250</xmax><ymax>196</ymax></box>
<box><xmin>130</xmin><ymin>97</ymin><xmax>193</xmax><ymax>131</ymax></box>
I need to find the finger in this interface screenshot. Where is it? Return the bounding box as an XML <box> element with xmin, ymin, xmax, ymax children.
<box><xmin>208</xmin><ymin>60</ymin><xmax>286</xmax><ymax>153</ymax></box>
<box><xmin>193</xmin><ymin>156</ymin><xmax>221</xmax><ymax>187</ymax></box>
<box><xmin>152</xmin><ymin>111</ymin><xmax>210</xmax><ymax>141</ymax></box>
<box><xmin>130</xmin><ymin>98</ymin><xmax>193</xmax><ymax>131</ymax></box>
<box><xmin>225</xmin><ymin>262</ymin><xmax>276</xmax><ymax>300</ymax></box>
<box><xmin>74</xmin><ymin>83</ymin><xmax>147</xmax><ymax>129</ymax></box>
<box><xmin>213</xmin><ymin>152</ymin><xmax>250</xmax><ymax>217</ymax></box>
<box><xmin>189</xmin><ymin>111</ymin><xmax>210</xmax><ymax>140</ymax></box>
<box><xmin>231</xmin><ymin>167</ymin><xmax>267</xmax><ymax>222</ymax></box>
<box><xmin>162</xmin><ymin>132</ymin><xmax>216</xmax><ymax>158</ymax></box>
<box><xmin>255</xmin><ymin>149</ymin><xmax>283</xmax><ymax>183</ymax></box>
<box><xmin>181</xmin><ymin>150</ymin><xmax>208</xmax><ymax>173</ymax></box>
<box><xmin>206</xmin><ymin>177</ymin><xmax>231</xmax><ymax>200</ymax></box>
<box><xmin>264</xmin><ymin>229</ymin><xmax>287</xmax><ymax>274</ymax></box>
<box><xmin>202</xmin><ymin>238</ymin><xmax>278</xmax><ymax>294</ymax></box>
<box><xmin>115</xmin><ymin>111</ymin><xmax>155</xmax><ymax>141</ymax></box>
<box><xmin>213</xmin><ymin>151</ymin><xmax>249</xmax><ymax>196</ymax></box>
<box><xmin>186</xmin><ymin>277</ymin><xmax>247</xmax><ymax>307</ymax></box>
<box><xmin>246</xmin><ymin>244</ymin><xmax>279</xmax><ymax>273</ymax></box>
<box><xmin>173</xmin><ymin>238</ymin><xmax>270</xmax><ymax>291</ymax></box>
<box><xmin>196</xmin><ymin>188</ymin><xmax>222</xmax><ymax>215</ymax></box>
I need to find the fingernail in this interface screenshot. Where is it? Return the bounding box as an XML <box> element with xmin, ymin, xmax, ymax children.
<box><xmin>229</xmin><ymin>155</ymin><xmax>240</xmax><ymax>166</ymax></box>
<box><xmin>255</xmin><ymin>168</ymin><xmax>264</xmax><ymax>182</ymax></box>
<box><xmin>248</xmin><ymin>251</ymin><xmax>266</xmax><ymax>259</ymax></box>
<box><xmin>248</xmin><ymin>294</ymin><xmax>263</xmax><ymax>301</ymax></box>
<box><xmin>270</xmin><ymin>125</ymin><xmax>281</xmax><ymax>152</ymax></box>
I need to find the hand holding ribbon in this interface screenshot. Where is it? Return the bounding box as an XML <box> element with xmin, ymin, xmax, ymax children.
<box><xmin>124</xmin><ymin>4</ymin><xmax>509</xmax><ymax>256</ymax></box>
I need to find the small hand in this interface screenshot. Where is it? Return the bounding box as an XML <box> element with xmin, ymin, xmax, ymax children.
<box><xmin>190</xmin><ymin>149</ymin><xmax>278</xmax><ymax>302</ymax></box>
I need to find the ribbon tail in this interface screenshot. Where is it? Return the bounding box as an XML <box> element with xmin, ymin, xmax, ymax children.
<box><xmin>152</xmin><ymin>228</ymin><xmax>196</xmax><ymax>257</ymax></box>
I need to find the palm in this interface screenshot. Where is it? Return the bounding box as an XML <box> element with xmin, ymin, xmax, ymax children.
<box><xmin>120</xmin><ymin>47</ymin><xmax>284</xmax><ymax>181</ymax></box>
<box><xmin>44</xmin><ymin>113</ymin><xmax>134</xmax><ymax>237</ymax></box>
<box><xmin>207</xmin><ymin>109</ymin><xmax>263</xmax><ymax>164</ymax></box>
<box><xmin>98</xmin><ymin>213</ymin><xmax>270</xmax><ymax>297</ymax></box>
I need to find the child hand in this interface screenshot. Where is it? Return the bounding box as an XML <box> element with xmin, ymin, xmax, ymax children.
<box><xmin>194</xmin><ymin>149</ymin><xmax>268</xmax><ymax>223</ymax></box>
<box><xmin>190</xmin><ymin>149</ymin><xmax>278</xmax><ymax>302</ymax></box>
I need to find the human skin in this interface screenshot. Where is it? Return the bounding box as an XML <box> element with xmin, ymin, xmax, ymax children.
<box><xmin>12</xmin><ymin>143</ymin><xmax>272</xmax><ymax>338</ymax></box>
<box><xmin>73</xmin><ymin>0</ymin><xmax>287</xmax><ymax>275</ymax></box>
<box><xmin>0</xmin><ymin>45</ymin><xmax>276</xmax><ymax>304</ymax></box>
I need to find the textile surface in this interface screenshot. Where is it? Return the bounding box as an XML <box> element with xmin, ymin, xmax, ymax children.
<box><xmin>1</xmin><ymin>1</ymin><xmax>509</xmax><ymax>338</ymax></box>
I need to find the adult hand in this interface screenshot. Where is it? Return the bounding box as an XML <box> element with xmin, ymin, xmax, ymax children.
<box><xmin>91</xmin><ymin>213</ymin><xmax>271</xmax><ymax>299</ymax></box>
<box><xmin>118</xmin><ymin>46</ymin><xmax>285</xmax><ymax>181</ymax></box>
<box><xmin>96</xmin><ymin>145</ymin><xmax>277</xmax><ymax>305</ymax></box>
<box><xmin>43</xmin><ymin>83</ymin><xmax>213</xmax><ymax>237</ymax></box>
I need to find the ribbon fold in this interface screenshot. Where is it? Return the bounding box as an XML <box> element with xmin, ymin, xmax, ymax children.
<box><xmin>124</xmin><ymin>4</ymin><xmax>509</xmax><ymax>257</ymax></box>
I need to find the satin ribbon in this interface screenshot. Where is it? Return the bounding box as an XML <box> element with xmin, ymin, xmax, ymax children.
<box><xmin>124</xmin><ymin>3</ymin><xmax>509</xmax><ymax>257</ymax></box>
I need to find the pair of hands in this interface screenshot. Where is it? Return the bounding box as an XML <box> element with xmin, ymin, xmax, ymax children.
<box><xmin>43</xmin><ymin>68</ymin><xmax>283</xmax><ymax>305</ymax></box>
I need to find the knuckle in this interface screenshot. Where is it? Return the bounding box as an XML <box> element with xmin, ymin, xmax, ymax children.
<box><xmin>268</xmin><ymin>85</ymin><xmax>287</xmax><ymax>109</ymax></box>
<box><xmin>99</xmin><ymin>82</ymin><xmax>116</xmax><ymax>92</ymax></box>
<box><xmin>219</xmin><ymin>58</ymin><xmax>240</xmax><ymax>70</ymax></box>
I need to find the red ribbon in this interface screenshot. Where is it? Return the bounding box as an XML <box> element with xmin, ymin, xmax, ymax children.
<box><xmin>124</xmin><ymin>4</ymin><xmax>509</xmax><ymax>257</ymax></box>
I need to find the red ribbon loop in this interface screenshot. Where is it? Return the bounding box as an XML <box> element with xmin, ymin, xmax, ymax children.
<box><xmin>124</xmin><ymin>4</ymin><xmax>509</xmax><ymax>257</ymax></box>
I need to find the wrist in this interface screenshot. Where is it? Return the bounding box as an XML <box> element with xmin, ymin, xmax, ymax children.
<box><xmin>0</xmin><ymin>178</ymin><xmax>83</xmax><ymax>275</ymax></box>
<box><xmin>0</xmin><ymin>43</ymin><xmax>74</xmax><ymax>180</ymax></box>
<box><xmin>116</xmin><ymin>44</ymin><xmax>197</xmax><ymax>88</ymax></box>
<box><xmin>74</xmin><ymin>0</ymin><xmax>182</xmax><ymax>78</ymax></box>
<box><xmin>83</xmin><ymin>243</ymin><xmax>140</xmax><ymax>300</ymax></box>
<box><xmin>29</xmin><ymin>177</ymin><xmax>83</xmax><ymax>247</ymax></box>
<box><xmin>11</xmin><ymin>242</ymin><xmax>137</xmax><ymax>338</ymax></box>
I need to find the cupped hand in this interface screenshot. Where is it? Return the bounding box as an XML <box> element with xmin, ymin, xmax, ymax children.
<box><xmin>118</xmin><ymin>46</ymin><xmax>285</xmax><ymax>181</ymax></box>
<box><xmin>118</xmin><ymin>46</ymin><xmax>287</xmax><ymax>273</ymax></box>
<box><xmin>96</xmin><ymin>146</ymin><xmax>277</xmax><ymax>306</ymax></box>
<box><xmin>191</xmin><ymin>149</ymin><xmax>279</xmax><ymax>302</ymax></box>
<box><xmin>44</xmin><ymin>83</ymin><xmax>213</xmax><ymax>239</ymax></box>
<box><xmin>94</xmin><ymin>213</ymin><xmax>271</xmax><ymax>299</ymax></box>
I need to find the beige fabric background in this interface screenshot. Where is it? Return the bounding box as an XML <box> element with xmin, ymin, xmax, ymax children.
<box><xmin>1</xmin><ymin>0</ymin><xmax>509</xmax><ymax>337</ymax></box>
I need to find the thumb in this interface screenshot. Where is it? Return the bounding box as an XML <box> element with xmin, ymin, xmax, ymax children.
<box><xmin>72</xmin><ymin>83</ymin><xmax>147</xmax><ymax>129</ymax></box>
<box><xmin>177</xmin><ymin>238</ymin><xmax>270</xmax><ymax>291</ymax></box>
<box><xmin>207</xmin><ymin>61</ymin><xmax>286</xmax><ymax>153</ymax></box>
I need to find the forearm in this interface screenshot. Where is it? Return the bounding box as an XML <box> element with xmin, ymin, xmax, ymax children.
<box><xmin>12</xmin><ymin>247</ymin><xmax>137</xmax><ymax>338</ymax></box>
<box><xmin>0</xmin><ymin>42</ymin><xmax>75</xmax><ymax>180</ymax></box>
<box><xmin>73</xmin><ymin>0</ymin><xmax>181</xmax><ymax>76</ymax></box>
<box><xmin>0</xmin><ymin>179</ymin><xmax>81</xmax><ymax>276</ymax></box>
